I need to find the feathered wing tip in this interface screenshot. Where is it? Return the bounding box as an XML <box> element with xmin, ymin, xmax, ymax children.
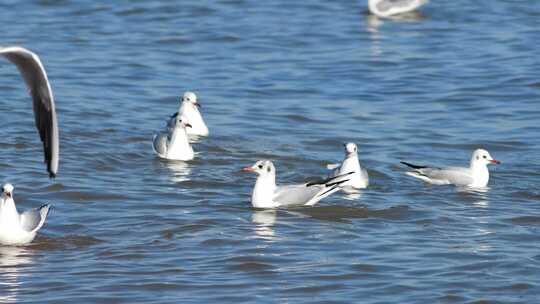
<box><xmin>304</xmin><ymin>172</ymin><xmax>354</xmax><ymax>206</ymax></box>
<box><xmin>400</xmin><ymin>161</ymin><xmax>428</xmax><ymax>169</ymax></box>
<box><xmin>35</xmin><ymin>204</ymin><xmax>52</xmax><ymax>232</ymax></box>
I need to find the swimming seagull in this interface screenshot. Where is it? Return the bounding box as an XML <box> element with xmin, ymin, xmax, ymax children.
<box><xmin>153</xmin><ymin>115</ymin><xmax>194</xmax><ymax>161</ymax></box>
<box><xmin>368</xmin><ymin>0</ymin><xmax>428</xmax><ymax>18</ymax></box>
<box><xmin>243</xmin><ymin>160</ymin><xmax>353</xmax><ymax>209</ymax></box>
<box><xmin>168</xmin><ymin>92</ymin><xmax>209</xmax><ymax>137</ymax></box>
<box><xmin>0</xmin><ymin>184</ymin><xmax>51</xmax><ymax>245</ymax></box>
<box><xmin>327</xmin><ymin>143</ymin><xmax>369</xmax><ymax>193</ymax></box>
<box><xmin>0</xmin><ymin>46</ymin><xmax>59</xmax><ymax>178</ymax></box>
<box><xmin>401</xmin><ymin>149</ymin><xmax>500</xmax><ymax>188</ymax></box>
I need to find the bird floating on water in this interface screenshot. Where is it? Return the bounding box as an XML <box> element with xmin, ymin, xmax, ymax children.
<box><xmin>401</xmin><ymin>149</ymin><xmax>500</xmax><ymax>188</ymax></box>
<box><xmin>243</xmin><ymin>160</ymin><xmax>352</xmax><ymax>209</ymax></box>
<box><xmin>368</xmin><ymin>0</ymin><xmax>428</xmax><ymax>18</ymax></box>
<box><xmin>327</xmin><ymin>143</ymin><xmax>369</xmax><ymax>193</ymax></box>
<box><xmin>0</xmin><ymin>184</ymin><xmax>51</xmax><ymax>246</ymax></box>
<box><xmin>168</xmin><ymin>92</ymin><xmax>209</xmax><ymax>137</ymax></box>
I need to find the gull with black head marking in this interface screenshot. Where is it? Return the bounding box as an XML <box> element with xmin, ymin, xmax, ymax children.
<box><xmin>168</xmin><ymin>91</ymin><xmax>209</xmax><ymax>137</ymax></box>
<box><xmin>243</xmin><ymin>160</ymin><xmax>353</xmax><ymax>209</ymax></box>
<box><xmin>0</xmin><ymin>184</ymin><xmax>51</xmax><ymax>245</ymax></box>
<box><xmin>327</xmin><ymin>143</ymin><xmax>369</xmax><ymax>193</ymax></box>
<box><xmin>401</xmin><ymin>149</ymin><xmax>500</xmax><ymax>188</ymax></box>
<box><xmin>153</xmin><ymin>115</ymin><xmax>194</xmax><ymax>161</ymax></box>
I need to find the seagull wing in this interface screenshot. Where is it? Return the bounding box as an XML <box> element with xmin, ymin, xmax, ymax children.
<box><xmin>20</xmin><ymin>204</ymin><xmax>51</xmax><ymax>233</ymax></box>
<box><xmin>152</xmin><ymin>131</ymin><xmax>168</xmax><ymax>157</ymax></box>
<box><xmin>0</xmin><ymin>46</ymin><xmax>59</xmax><ymax>178</ymax></box>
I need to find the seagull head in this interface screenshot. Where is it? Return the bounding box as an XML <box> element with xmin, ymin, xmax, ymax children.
<box><xmin>344</xmin><ymin>142</ymin><xmax>358</xmax><ymax>158</ymax></box>
<box><xmin>243</xmin><ymin>160</ymin><xmax>275</xmax><ymax>176</ymax></box>
<box><xmin>182</xmin><ymin>91</ymin><xmax>200</xmax><ymax>108</ymax></box>
<box><xmin>2</xmin><ymin>183</ymin><xmax>14</xmax><ymax>199</ymax></box>
<box><xmin>472</xmin><ymin>149</ymin><xmax>500</xmax><ymax>166</ymax></box>
<box><xmin>175</xmin><ymin>115</ymin><xmax>192</xmax><ymax>129</ymax></box>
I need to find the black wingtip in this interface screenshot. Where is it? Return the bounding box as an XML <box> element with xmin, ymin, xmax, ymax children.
<box><xmin>48</xmin><ymin>172</ymin><xmax>56</xmax><ymax>179</ymax></box>
<box><xmin>400</xmin><ymin>161</ymin><xmax>427</xmax><ymax>169</ymax></box>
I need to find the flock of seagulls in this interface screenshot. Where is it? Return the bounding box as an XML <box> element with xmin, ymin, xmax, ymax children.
<box><xmin>0</xmin><ymin>0</ymin><xmax>498</xmax><ymax>246</ymax></box>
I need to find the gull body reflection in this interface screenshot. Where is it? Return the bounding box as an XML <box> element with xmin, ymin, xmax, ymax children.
<box><xmin>0</xmin><ymin>246</ymin><xmax>33</xmax><ymax>304</ymax></box>
<box><xmin>251</xmin><ymin>210</ymin><xmax>277</xmax><ymax>240</ymax></box>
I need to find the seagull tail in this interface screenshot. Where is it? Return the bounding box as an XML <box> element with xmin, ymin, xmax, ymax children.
<box><xmin>400</xmin><ymin>161</ymin><xmax>428</xmax><ymax>169</ymax></box>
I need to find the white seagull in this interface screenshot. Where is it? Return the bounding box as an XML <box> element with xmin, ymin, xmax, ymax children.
<box><xmin>401</xmin><ymin>149</ymin><xmax>500</xmax><ymax>188</ymax></box>
<box><xmin>168</xmin><ymin>92</ymin><xmax>209</xmax><ymax>137</ymax></box>
<box><xmin>0</xmin><ymin>184</ymin><xmax>51</xmax><ymax>245</ymax></box>
<box><xmin>153</xmin><ymin>114</ymin><xmax>194</xmax><ymax>161</ymax></box>
<box><xmin>0</xmin><ymin>46</ymin><xmax>59</xmax><ymax>178</ymax></box>
<box><xmin>327</xmin><ymin>143</ymin><xmax>369</xmax><ymax>193</ymax></box>
<box><xmin>368</xmin><ymin>0</ymin><xmax>428</xmax><ymax>18</ymax></box>
<box><xmin>243</xmin><ymin>160</ymin><xmax>353</xmax><ymax>209</ymax></box>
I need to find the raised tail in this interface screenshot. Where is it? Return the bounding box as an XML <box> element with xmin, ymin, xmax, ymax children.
<box><xmin>400</xmin><ymin>161</ymin><xmax>428</xmax><ymax>169</ymax></box>
<box><xmin>306</xmin><ymin>171</ymin><xmax>354</xmax><ymax>187</ymax></box>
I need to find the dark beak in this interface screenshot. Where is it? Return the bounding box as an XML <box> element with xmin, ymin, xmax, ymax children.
<box><xmin>6</xmin><ymin>192</ymin><xmax>11</xmax><ymax>198</ymax></box>
<box><xmin>185</xmin><ymin>123</ymin><xmax>193</xmax><ymax>128</ymax></box>
<box><xmin>194</xmin><ymin>102</ymin><xmax>201</xmax><ymax>108</ymax></box>
<box><xmin>490</xmin><ymin>159</ymin><xmax>501</xmax><ymax>165</ymax></box>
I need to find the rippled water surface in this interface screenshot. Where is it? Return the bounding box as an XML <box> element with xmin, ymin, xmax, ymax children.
<box><xmin>1</xmin><ymin>0</ymin><xmax>540</xmax><ymax>303</ymax></box>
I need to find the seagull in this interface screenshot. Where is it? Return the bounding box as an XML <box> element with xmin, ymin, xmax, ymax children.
<box><xmin>0</xmin><ymin>184</ymin><xmax>51</xmax><ymax>245</ymax></box>
<box><xmin>0</xmin><ymin>46</ymin><xmax>59</xmax><ymax>178</ymax></box>
<box><xmin>168</xmin><ymin>92</ymin><xmax>209</xmax><ymax>137</ymax></box>
<box><xmin>243</xmin><ymin>160</ymin><xmax>353</xmax><ymax>209</ymax></box>
<box><xmin>401</xmin><ymin>149</ymin><xmax>500</xmax><ymax>188</ymax></box>
<box><xmin>368</xmin><ymin>0</ymin><xmax>428</xmax><ymax>18</ymax></box>
<box><xmin>327</xmin><ymin>143</ymin><xmax>369</xmax><ymax>193</ymax></box>
<box><xmin>153</xmin><ymin>114</ymin><xmax>194</xmax><ymax>161</ymax></box>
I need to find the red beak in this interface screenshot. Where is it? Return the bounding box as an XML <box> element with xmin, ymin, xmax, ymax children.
<box><xmin>242</xmin><ymin>166</ymin><xmax>254</xmax><ymax>172</ymax></box>
<box><xmin>490</xmin><ymin>159</ymin><xmax>501</xmax><ymax>165</ymax></box>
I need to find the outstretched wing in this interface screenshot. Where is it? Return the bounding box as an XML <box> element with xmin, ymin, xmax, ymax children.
<box><xmin>20</xmin><ymin>204</ymin><xmax>51</xmax><ymax>233</ymax></box>
<box><xmin>0</xmin><ymin>46</ymin><xmax>59</xmax><ymax>178</ymax></box>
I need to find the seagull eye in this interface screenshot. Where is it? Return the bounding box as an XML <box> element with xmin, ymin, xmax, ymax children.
<box><xmin>258</xmin><ymin>165</ymin><xmax>263</xmax><ymax>169</ymax></box>
<box><xmin>483</xmin><ymin>155</ymin><xmax>487</xmax><ymax>159</ymax></box>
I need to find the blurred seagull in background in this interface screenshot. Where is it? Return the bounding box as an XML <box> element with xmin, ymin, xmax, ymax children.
<box><xmin>368</xmin><ymin>0</ymin><xmax>428</xmax><ymax>18</ymax></box>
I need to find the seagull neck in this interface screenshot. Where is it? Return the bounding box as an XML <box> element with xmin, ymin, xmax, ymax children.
<box><xmin>252</xmin><ymin>173</ymin><xmax>277</xmax><ymax>208</ymax></box>
<box><xmin>470</xmin><ymin>160</ymin><xmax>490</xmax><ymax>187</ymax></box>
<box><xmin>170</xmin><ymin>127</ymin><xmax>189</xmax><ymax>147</ymax></box>
<box><xmin>0</xmin><ymin>196</ymin><xmax>18</xmax><ymax>218</ymax></box>
<box><xmin>342</xmin><ymin>155</ymin><xmax>360</xmax><ymax>171</ymax></box>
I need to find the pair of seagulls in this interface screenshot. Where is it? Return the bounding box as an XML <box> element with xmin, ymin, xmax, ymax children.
<box><xmin>152</xmin><ymin>92</ymin><xmax>209</xmax><ymax>161</ymax></box>
<box><xmin>243</xmin><ymin>148</ymin><xmax>500</xmax><ymax>209</ymax></box>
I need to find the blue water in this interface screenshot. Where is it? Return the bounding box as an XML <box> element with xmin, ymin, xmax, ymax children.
<box><xmin>1</xmin><ymin>0</ymin><xmax>539</xmax><ymax>303</ymax></box>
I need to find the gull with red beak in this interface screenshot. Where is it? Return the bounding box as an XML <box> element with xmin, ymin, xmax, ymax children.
<box><xmin>243</xmin><ymin>160</ymin><xmax>353</xmax><ymax>209</ymax></box>
<box><xmin>153</xmin><ymin>114</ymin><xmax>194</xmax><ymax>161</ymax></box>
<box><xmin>327</xmin><ymin>143</ymin><xmax>369</xmax><ymax>193</ymax></box>
<box><xmin>0</xmin><ymin>184</ymin><xmax>51</xmax><ymax>245</ymax></box>
<box><xmin>168</xmin><ymin>92</ymin><xmax>209</xmax><ymax>137</ymax></box>
<box><xmin>401</xmin><ymin>149</ymin><xmax>500</xmax><ymax>188</ymax></box>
